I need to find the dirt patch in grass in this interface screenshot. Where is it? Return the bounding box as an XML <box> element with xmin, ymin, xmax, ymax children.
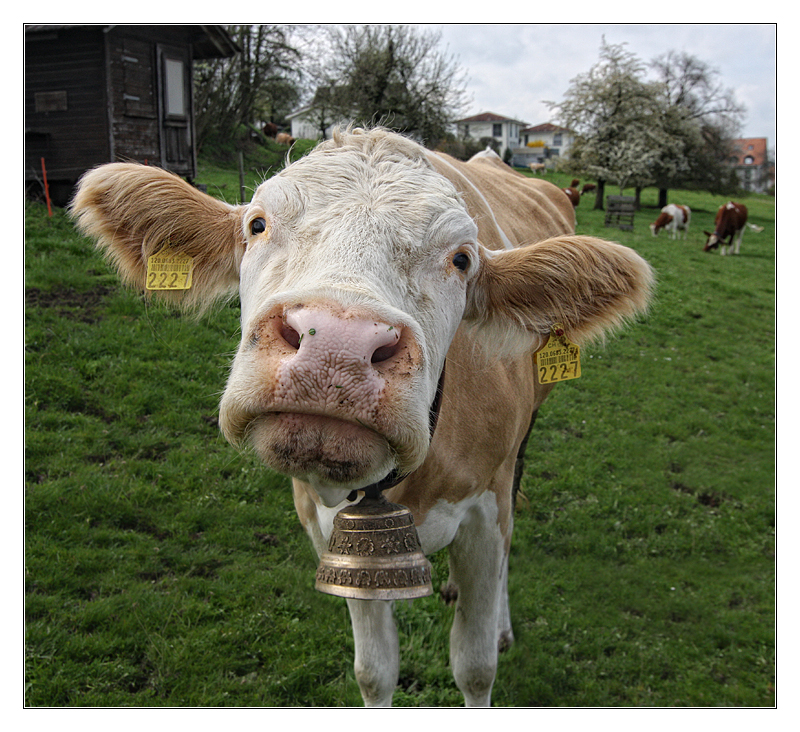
<box><xmin>25</xmin><ymin>285</ymin><xmax>115</xmax><ymax>323</ymax></box>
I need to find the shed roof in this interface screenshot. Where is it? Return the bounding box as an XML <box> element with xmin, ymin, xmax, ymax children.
<box><xmin>24</xmin><ymin>24</ymin><xmax>240</xmax><ymax>59</ymax></box>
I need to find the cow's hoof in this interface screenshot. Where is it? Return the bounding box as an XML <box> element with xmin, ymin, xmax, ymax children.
<box><xmin>440</xmin><ymin>581</ymin><xmax>458</xmax><ymax>605</ymax></box>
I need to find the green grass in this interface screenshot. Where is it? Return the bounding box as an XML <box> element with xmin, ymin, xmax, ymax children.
<box><xmin>25</xmin><ymin>148</ymin><xmax>774</xmax><ymax>707</ymax></box>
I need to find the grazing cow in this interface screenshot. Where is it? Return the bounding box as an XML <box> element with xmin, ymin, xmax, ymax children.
<box><xmin>529</xmin><ymin>162</ymin><xmax>546</xmax><ymax>174</ymax></box>
<box><xmin>276</xmin><ymin>132</ymin><xmax>295</xmax><ymax>145</ymax></box>
<box><xmin>581</xmin><ymin>183</ymin><xmax>596</xmax><ymax>196</ymax></box>
<box><xmin>562</xmin><ymin>179</ymin><xmax>580</xmax><ymax>207</ymax></box>
<box><xmin>703</xmin><ymin>201</ymin><xmax>749</xmax><ymax>254</ymax></box>
<box><xmin>650</xmin><ymin>204</ymin><xmax>691</xmax><ymax>240</ymax></box>
<box><xmin>263</xmin><ymin>122</ymin><xmax>279</xmax><ymax>138</ymax></box>
<box><xmin>71</xmin><ymin>127</ymin><xmax>653</xmax><ymax>707</ymax></box>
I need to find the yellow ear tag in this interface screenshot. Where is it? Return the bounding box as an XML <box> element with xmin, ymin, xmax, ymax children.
<box><xmin>535</xmin><ymin>323</ymin><xmax>581</xmax><ymax>385</ymax></box>
<box><xmin>146</xmin><ymin>246</ymin><xmax>194</xmax><ymax>290</ymax></box>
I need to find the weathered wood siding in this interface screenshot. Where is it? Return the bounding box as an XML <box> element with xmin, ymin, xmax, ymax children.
<box><xmin>26</xmin><ymin>25</ymin><xmax>233</xmax><ymax>204</ymax></box>
<box><xmin>106</xmin><ymin>33</ymin><xmax>161</xmax><ymax>166</ymax></box>
<box><xmin>25</xmin><ymin>26</ymin><xmax>109</xmax><ymax>185</ymax></box>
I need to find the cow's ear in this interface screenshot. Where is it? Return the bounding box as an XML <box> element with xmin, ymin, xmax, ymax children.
<box><xmin>71</xmin><ymin>163</ymin><xmax>246</xmax><ymax>312</ymax></box>
<box><xmin>463</xmin><ymin>235</ymin><xmax>654</xmax><ymax>356</ymax></box>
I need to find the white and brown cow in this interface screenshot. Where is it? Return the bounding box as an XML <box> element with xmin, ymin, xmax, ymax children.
<box><xmin>71</xmin><ymin>127</ymin><xmax>653</xmax><ymax>707</ymax></box>
<box><xmin>562</xmin><ymin>178</ymin><xmax>581</xmax><ymax>208</ymax></box>
<box><xmin>703</xmin><ymin>201</ymin><xmax>748</xmax><ymax>254</ymax></box>
<box><xmin>650</xmin><ymin>204</ymin><xmax>691</xmax><ymax>240</ymax></box>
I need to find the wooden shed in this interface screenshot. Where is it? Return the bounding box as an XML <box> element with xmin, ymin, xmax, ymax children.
<box><xmin>25</xmin><ymin>24</ymin><xmax>238</xmax><ymax>205</ymax></box>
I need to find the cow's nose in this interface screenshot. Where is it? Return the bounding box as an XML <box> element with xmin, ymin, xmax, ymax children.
<box><xmin>281</xmin><ymin>307</ymin><xmax>403</xmax><ymax>365</ymax></box>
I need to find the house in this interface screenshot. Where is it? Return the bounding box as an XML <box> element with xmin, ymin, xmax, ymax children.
<box><xmin>510</xmin><ymin>123</ymin><xmax>575</xmax><ymax>169</ymax></box>
<box><xmin>25</xmin><ymin>24</ymin><xmax>239</xmax><ymax>205</ymax></box>
<box><xmin>287</xmin><ymin>104</ymin><xmax>350</xmax><ymax>141</ymax></box>
<box><xmin>454</xmin><ymin>112</ymin><xmax>528</xmax><ymax>160</ymax></box>
<box><xmin>728</xmin><ymin>138</ymin><xmax>774</xmax><ymax>194</ymax></box>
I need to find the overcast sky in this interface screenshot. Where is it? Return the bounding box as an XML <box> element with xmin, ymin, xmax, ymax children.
<box><xmin>423</xmin><ymin>24</ymin><xmax>776</xmax><ymax>148</ymax></box>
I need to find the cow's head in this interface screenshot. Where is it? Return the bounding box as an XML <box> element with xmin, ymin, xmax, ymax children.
<box><xmin>703</xmin><ymin>231</ymin><xmax>720</xmax><ymax>251</ymax></box>
<box><xmin>72</xmin><ymin>128</ymin><xmax>653</xmax><ymax>507</ymax></box>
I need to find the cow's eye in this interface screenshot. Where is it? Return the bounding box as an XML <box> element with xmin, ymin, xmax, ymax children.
<box><xmin>452</xmin><ymin>252</ymin><xmax>470</xmax><ymax>272</ymax></box>
<box><xmin>250</xmin><ymin>217</ymin><xmax>267</xmax><ymax>235</ymax></box>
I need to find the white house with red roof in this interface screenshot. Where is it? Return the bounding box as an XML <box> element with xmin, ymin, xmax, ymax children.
<box><xmin>453</xmin><ymin>114</ymin><xmax>576</xmax><ymax>168</ymax></box>
<box><xmin>454</xmin><ymin>112</ymin><xmax>528</xmax><ymax>160</ymax></box>
<box><xmin>512</xmin><ymin>122</ymin><xmax>575</xmax><ymax>168</ymax></box>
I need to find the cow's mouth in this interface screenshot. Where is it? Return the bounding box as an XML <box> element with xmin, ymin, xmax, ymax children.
<box><xmin>246</xmin><ymin>412</ymin><xmax>397</xmax><ymax>489</ymax></box>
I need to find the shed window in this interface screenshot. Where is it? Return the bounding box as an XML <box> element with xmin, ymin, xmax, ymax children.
<box><xmin>164</xmin><ymin>58</ymin><xmax>186</xmax><ymax>117</ymax></box>
<box><xmin>492</xmin><ymin>123</ymin><xmax>502</xmax><ymax>137</ymax></box>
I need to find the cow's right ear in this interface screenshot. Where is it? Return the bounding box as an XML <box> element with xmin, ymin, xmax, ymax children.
<box><xmin>463</xmin><ymin>235</ymin><xmax>654</xmax><ymax>357</ymax></box>
<box><xmin>70</xmin><ymin>163</ymin><xmax>247</xmax><ymax>312</ymax></box>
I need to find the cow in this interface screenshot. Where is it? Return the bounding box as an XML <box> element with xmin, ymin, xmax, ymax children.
<box><xmin>263</xmin><ymin>122</ymin><xmax>279</xmax><ymax>138</ymax></box>
<box><xmin>580</xmin><ymin>183</ymin><xmax>596</xmax><ymax>196</ymax></box>
<box><xmin>70</xmin><ymin>127</ymin><xmax>654</xmax><ymax>707</ymax></box>
<box><xmin>703</xmin><ymin>201</ymin><xmax>753</xmax><ymax>254</ymax></box>
<box><xmin>562</xmin><ymin>179</ymin><xmax>581</xmax><ymax>208</ymax></box>
<box><xmin>529</xmin><ymin>162</ymin><xmax>546</xmax><ymax>174</ymax></box>
<box><xmin>276</xmin><ymin>132</ymin><xmax>295</xmax><ymax>146</ymax></box>
<box><xmin>650</xmin><ymin>204</ymin><xmax>691</xmax><ymax>240</ymax></box>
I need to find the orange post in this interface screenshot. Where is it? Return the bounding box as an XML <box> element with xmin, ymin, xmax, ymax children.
<box><xmin>40</xmin><ymin>157</ymin><xmax>52</xmax><ymax>217</ymax></box>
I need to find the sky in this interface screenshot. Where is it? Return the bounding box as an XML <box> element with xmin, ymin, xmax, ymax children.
<box><xmin>423</xmin><ymin>24</ymin><xmax>776</xmax><ymax>148</ymax></box>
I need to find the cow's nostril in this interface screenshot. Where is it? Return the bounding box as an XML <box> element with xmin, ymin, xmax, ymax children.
<box><xmin>280</xmin><ymin>322</ymin><xmax>302</xmax><ymax>350</ymax></box>
<box><xmin>371</xmin><ymin>342</ymin><xmax>401</xmax><ymax>363</ymax></box>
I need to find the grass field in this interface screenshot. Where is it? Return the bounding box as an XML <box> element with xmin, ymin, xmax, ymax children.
<box><xmin>24</xmin><ymin>145</ymin><xmax>775</xmax><ymax>707</ymax></box>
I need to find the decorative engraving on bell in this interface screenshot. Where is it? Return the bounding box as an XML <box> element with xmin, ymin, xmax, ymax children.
<box><xmin>315</xmin><ymin>493</ymin><xmax>433</xmax><ymax>600</ymax></box>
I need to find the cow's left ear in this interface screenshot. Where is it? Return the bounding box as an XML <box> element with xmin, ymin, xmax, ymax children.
<box><xmin>463</xmin><ymin>235</ymin><xmax>655</xmax><ymax>356</ymax></box>
<box><xmin>71</xmin><ymin>163</ymin><xmax>247</xmax><ymax>312</ymax></box>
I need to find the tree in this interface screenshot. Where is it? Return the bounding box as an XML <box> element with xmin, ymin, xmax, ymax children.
<box><xmin>547</xmin><ymin>39</ymin><xmax>664</xmax><ymax>209</ymax></box>
<box><xmin>311</xmin><ymin>25</ymin><xmax>469</xmax><ymax>147</ymax></box>
<box><xmin>194</xmin><ymin>25</ymin><xmax>303</xmax><ymax>149</ymax></box>
<box><xmin>549</xmin><ymin>40</ymin><xmax>746</xmax><ymax>210</ymax></box>
<box><xmin>648</xmin><ymin>50</ymin><xmax>745</xmax><ymax>204</ymax></box>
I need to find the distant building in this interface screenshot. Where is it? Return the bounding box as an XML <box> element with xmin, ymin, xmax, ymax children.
<box><xmin>287</xmin><ymin>104</ymin><xmax>350</xmax><ymax>141</ymax></box>
<box><xmin>511</xmin><ymin>123</ymin><xmax>575</xmax><ymax>168</ymax></box>
<box><xmin>728</xmin><ymin>138</ymin><xmax>774</xmax><ymax>193</ymax></box>
<box><xmin>454</xmin><ymin>112</ymin><xmax>528</xmax><ymax>159</ymax></box>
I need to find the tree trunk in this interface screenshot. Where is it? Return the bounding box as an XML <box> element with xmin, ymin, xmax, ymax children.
<box><xmin>658</xmin><ymin>188</ymin><xmax>668</xmax><ymax>208</ymax></box>
<box><xmin>593</xmin><ymin>179</ymin><xmax>606</xmax><ymax>210</ymax></box>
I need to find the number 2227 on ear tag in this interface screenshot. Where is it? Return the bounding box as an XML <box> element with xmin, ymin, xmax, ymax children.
<box><xmin>146</xmin><ymin>246</ymin><xmax>194</xmax><ymax>290</ymax></box>
<box><xmin>535</xmin><ymin>324</ymin><xmax>581</xmax><ymax>385</ymax></box>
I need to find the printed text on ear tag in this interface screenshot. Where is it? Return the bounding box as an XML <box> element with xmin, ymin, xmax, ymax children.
<box><xmin>146</xmin><ymin>246</ymin><xmax>194</xmax><ymax>290</ymax></box>
<box><xmin>535</xmin><ymin>323</ymin><xmax>581</xmax><ymax>384</ymax></box>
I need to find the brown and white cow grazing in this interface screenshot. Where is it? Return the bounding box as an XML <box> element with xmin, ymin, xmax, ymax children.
<box><xmin>275</xmin><ymin>131</ymin><xmax>295</xmax><ymax>145</ymax></box>
<box><xmin>562</xmin><ymin>179</ymin><xmax>581</xmax><ymax>208</ymax></box>
<box><xmin>703</xmin><ymin>201</ymin><xmax>748</xmax><ymax>254</ymax></box>
<box><xmin>650</xmin><ymin>204</ymin><xmax>691</xmax><ymax>240</ymax></box>
<box><xmin>71</xmin><ymin>127</ymin><xmax>653</xmax><ymax>707</ymax></box>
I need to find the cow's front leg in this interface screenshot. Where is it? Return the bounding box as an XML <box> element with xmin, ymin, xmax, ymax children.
<box><xmin>447</xmin><ymin>497</ymin><xmax>508</xmax><ymax>707</ymax></box>
<box><xmin>346</xmin><ymin>598</ymin><xmax>399</xmax><ymax>707</ymax></box>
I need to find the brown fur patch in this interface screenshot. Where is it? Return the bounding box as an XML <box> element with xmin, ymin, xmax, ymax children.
<box><xmin>70</xmin><ymin>163</ymin><xmax>246</xmax><ymax>312</ymax></box>
<box><xmin>465</xmin><ymin>235</ymin><xmax>654</xmax><ymax>348</ymax></box>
